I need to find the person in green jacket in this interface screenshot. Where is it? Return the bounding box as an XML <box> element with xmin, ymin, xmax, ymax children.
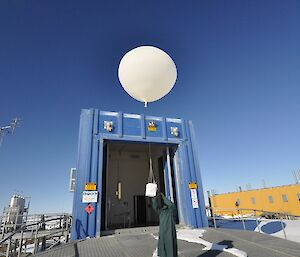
<box><xmin>152</xmin><ymin>193</ymin><xmax>178</xmax><ymax>257</ymax></box>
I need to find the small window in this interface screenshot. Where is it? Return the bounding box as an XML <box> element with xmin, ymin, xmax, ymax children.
<box><xmin>297</xmin><ymin>193</ymin><xmax>300</xmax><ymax>202</ymax></box>
<box><xmin>235</xmin><ymin>198</ymin><xmax>240</xmax><ymax>207</ymax></box>
<box><xmin>282</xmin><ymin>194</ymin><xmax>288</xmax><ymax>202</ymax></box>
<box><xmin>251</xmin><ymin>197</ymin><xmax>256</xmax><ymax>204</ymax></box>
<box><xmin>268</xmin><ymin>195</ymin><xmax>274</xmax><ymax>203</ymax></box>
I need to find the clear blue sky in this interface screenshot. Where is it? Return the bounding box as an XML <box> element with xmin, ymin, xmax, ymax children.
<box><xmin>0</xmin><ymin>1</ymin><xmax>299</xmax><ymax>213</ymax></box>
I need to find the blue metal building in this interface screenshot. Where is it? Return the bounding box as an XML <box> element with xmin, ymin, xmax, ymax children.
<box><xmin>71</xmin><ymin>109</ymin><xmax>207</xmax><ymax>239</ymax></box>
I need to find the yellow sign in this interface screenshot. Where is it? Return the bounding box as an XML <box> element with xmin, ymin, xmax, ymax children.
<box><xmin>148</xmin><ymin>126</ymin><xmax>157</xmax><ymax>132</ymax></box>
<box><xmin>85</xmin><ymin>182</ymin><xmax>97</xmax><ymax>191</ymax></box>
<box><xmin>147</xmin><ymin>121</ymin><xmax>157</xmax><ymax>132</ymax></box>
<box><xmin>189</xmin><ymin>182</ymin><xmax>197</xmax><ymax>189</ymax></box>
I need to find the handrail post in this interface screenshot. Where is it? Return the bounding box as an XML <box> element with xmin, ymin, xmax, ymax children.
<box><xmin>63</xmin><ymin>215</ymin><xmax>67</xmax><ymax>229</ymax></box>
<box><xmin>240</xmin><ymin>209</ymin><xmax>246</xmax><ymax>230</ymax></box>
<box><xmin>64</xmin><ymin>215</ymin><xmax>70</xmax><ymax>243</ymax></box>
<box><xmin>64</xmin><ymin>216</ymin><xmax>69</xmax><ymax>243</ymax></box>
<box><xmin>6</xmin><ymin>238</ymin><xmax>11</xmax><ymax>257</ymax></box>
<box><xmin>280</xmin><ymin>216</ymin><xmax>287</xmax><ymax>240</ymax></box>
<box><xmin>17</xmin><ymin>229</ymin><xmax>24</xmax><ymax>257</ymax></box>
<box><xmin>59</xmin><ymin>215</ymin><xmax>62</xmax><ymax>229</ymax></box>
<box><xmin>0</xmin><ymin>215</ymin><xmax>3</xmax><ymax>239</ymax></box>
<box><xmin>254</xmin><ymin>210</ymin><xmax>261</xmax><ymax>233</ymax></box>
<box><xmin>24</xmin><ymin>238</ymin><xmax>27</xmax><ymax>253</ymax></box>
<box><xmin>255</xmin><ymin>216</ymin><xmax>260</xmax><ymax>233</ymax></box>
<box><xmin>213</xmin><ymin>208</ymin><xmax>217</xmax><ymax>228</ymax></box>
<box><xmin>41</xmin><ymin>215</ymin><xmax>45</xmax><ymax>230</ymax></box>
<box><xmin>33</xmin><ymin>223</ymin><xmax>39</xmax><ymax>254</ymax></box>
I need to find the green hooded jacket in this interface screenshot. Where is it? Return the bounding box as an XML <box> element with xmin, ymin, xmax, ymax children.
<box><xmin>152</xmin><ymin>194</ymin><xmax>178</xmax><ymax>257</ymax></box>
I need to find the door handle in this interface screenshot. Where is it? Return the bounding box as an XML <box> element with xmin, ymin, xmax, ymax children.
<box><xmin>116</xmin><ymin>181</ymin><xmax>122</xmax><ymax>200</ymax></box>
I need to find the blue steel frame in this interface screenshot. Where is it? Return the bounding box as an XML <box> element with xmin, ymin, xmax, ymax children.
<box><xmin>71</xmin><ymin>109</ymin><xmax>208</xmax><ymax>240</ymax></box>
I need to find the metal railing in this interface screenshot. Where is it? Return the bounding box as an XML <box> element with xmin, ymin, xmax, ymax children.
<box><xmin>206</xmin><ymin>207</ymin><xmax>299</xmax><ymax>240</ymax></box>
<box><xmin>0</xmin><ymin>213</ymin><xmax>71</xmax><ymax>257</ymax></box>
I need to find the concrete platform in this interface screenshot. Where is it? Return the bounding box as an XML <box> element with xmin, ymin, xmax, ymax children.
<box><xmin>35</xmin><ymin>227</ymin><xmax>300</xmax><ymax>257</ymax></box>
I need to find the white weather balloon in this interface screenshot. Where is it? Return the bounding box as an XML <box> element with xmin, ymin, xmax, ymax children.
<box><xmin>118</xmin><ymin>46</ymin><xmax>177</xmax><ymax>107</ymax></box>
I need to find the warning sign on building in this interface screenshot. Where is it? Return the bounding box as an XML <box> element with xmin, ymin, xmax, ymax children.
<box><xmin>85</xmin><ymin>203</ymin><xmax>94</xmax><ymax>214</ymax></box>
<box><xmin>189</xmin><ymin>182</ymin><xmax>197</xmax><ymax>189</ymax></box>
<box><xmin>190</xmin><ymin>189</ymin><xmax>199</xmax><ymax>209</ymax></box>
<box><xmin>85</xmin><ymin>182</ymin><xmax>97</xmax><ymax>191</ymax></box>
<box><xmin>147</xmin><ymin>121</ymin><xmax>157</xmax><ymax>132</ymax></box>
<box><xmin>82</xmin><ymin>191</ymin><xmax>98</xmax><ymax>203</ymax></box>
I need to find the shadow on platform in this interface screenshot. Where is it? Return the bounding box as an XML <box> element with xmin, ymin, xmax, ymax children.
<box><xmin>197</xmin><ymin>240</ymin><xmax>234</xmax><ymax>257</ymax></box>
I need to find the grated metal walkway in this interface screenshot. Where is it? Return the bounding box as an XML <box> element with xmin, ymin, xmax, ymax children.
<box><xmin>35</xmin><ymin>228</ymin><xmax>300</xmax><ymax>257</ymax></box>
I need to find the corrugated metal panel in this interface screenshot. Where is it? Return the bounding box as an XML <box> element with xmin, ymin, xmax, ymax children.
<box><xmin>71</xmin><ymin>109</ymin><xmax>207</xmax><ymax>240</ymax></box>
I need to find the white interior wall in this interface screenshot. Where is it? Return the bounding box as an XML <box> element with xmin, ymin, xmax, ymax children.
<box><xmin>106</xmin><ymin>143</ymin><xmax>163</xmax><ymax>228</ymax></box>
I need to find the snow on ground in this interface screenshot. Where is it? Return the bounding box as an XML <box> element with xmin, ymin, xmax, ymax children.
<box><xmin>214</xmin><ymin>218</ymin><xmax>300</xmax><ymax>243</ymax></box>
<box><xmin>21</xmin><ymin>243</ymin><xmax>35</xmax><ymax>254</ymax></box>
<box><xmin>20</xmin><ymin>237</ymin><xmax>66</xmax><ymax>254</ymax></box>
<box><xmin>255</xmin><ymin>219</ymin><xmax>300</xmax><ymax>243</ymax></box>
<box><xmin>177</xmin><ymin>228</ymin><xmax>247</xmax><ymax>257</ymax></box>
<box><xmin>151</xmin><ymin>228</ymin><xmax>247</xmax><ymax>257</ymax></box>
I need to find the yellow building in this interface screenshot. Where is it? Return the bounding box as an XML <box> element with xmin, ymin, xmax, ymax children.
<box><xmin>210</xmin><ymin>184</ymin><xmax>300</xmax><ymax>217</ymax></box>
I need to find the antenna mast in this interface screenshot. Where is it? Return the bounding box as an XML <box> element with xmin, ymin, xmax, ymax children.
<box><xmin>0</xmin><ymin>118</ymin><xmax>21</xmax><ymax>146</ymax></box>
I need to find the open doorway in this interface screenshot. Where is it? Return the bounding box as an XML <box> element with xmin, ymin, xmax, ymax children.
<box><xmin>101</xmin><ymin>141</ymin><xmax>178</xmax><ymax>231</ymax></box>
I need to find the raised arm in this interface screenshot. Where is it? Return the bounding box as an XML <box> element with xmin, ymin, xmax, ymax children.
<box><xmin>162</xmin><ymin>194</ymin><xmax>175</xmax><ymax>208</ymax></box>
<box><xmin>151</xmin><ymin>196</ymin><xmax>160</xmax><ymax>214</ymax></box>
